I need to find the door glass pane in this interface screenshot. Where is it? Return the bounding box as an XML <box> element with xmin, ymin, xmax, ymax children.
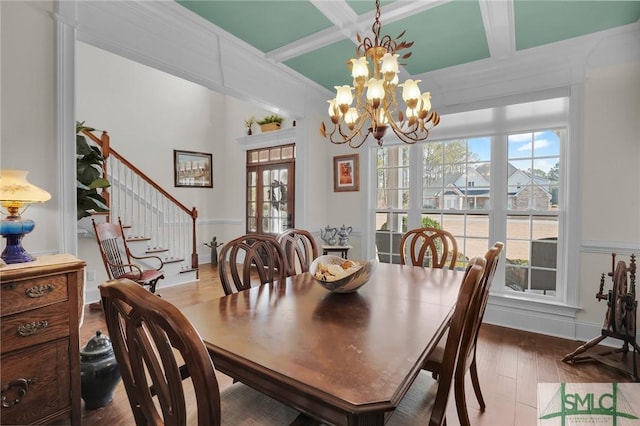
<box><xmin>281</xmin><ymin>146</ymin><xmax>294</xmax><ymax>159</ymax></box>
<box><xmin>248</xmin><ymin>217</ymin><xmax>257</xmax><ymax>233</ymax></box>
<box><xmin>248</xmin><ymin>201</ymin><xmax>256</xmax><ymax>216</ymax></box>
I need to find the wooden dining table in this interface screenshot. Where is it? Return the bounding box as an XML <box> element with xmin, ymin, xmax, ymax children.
<box><xmin>181</xmin><ymin>262</ymin><xmax>465</xmax><ymax>426</ymax></box>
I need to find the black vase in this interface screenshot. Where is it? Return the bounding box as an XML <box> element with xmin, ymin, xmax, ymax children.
<box><xmin>80</xmin><ymin>330</ymin><xmax>122</xmax><ymax>410</ymax></box>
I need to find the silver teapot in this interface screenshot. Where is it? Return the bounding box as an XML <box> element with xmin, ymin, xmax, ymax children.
<box><xmin>338</xmin><ymin>225</ymin><xmax>353</xmax><ymax>246</ymax></box>
<box><xmin>320</xmin><ymin>225</ymin><xmax>337</xmax><ymax>246</ymax></box>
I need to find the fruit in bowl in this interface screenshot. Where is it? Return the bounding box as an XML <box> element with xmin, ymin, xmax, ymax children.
<box><xmin>310</xmin><ymin>255</ymin><xmax>375</xmax><ymax>293</ymax></box>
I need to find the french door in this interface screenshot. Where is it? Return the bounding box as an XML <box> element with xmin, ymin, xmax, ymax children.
<box><xmin>246</xmin><ymin>144</ymin><xmax>295</xmax><ymax>235</ymax></box>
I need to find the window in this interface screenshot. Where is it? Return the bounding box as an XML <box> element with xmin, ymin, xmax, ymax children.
<box><xmin>246</xmin><ymin>144</ymin><xmax>295</xmax><ymax>235</ymax></box>
<box><xmin>373</xmin><ymin>96</ymin><xmax>569</xmax><ymax>302</ymax></box>
<box><xmin>375</xmin><ymin>146</ymin><xmax>409</xmax><ymax>264</ymax></box>
<box><xmin>505</xmin><ymin>130</ymin><xmax>561</xmax><ymax>295</ymax></box>
<box><xmin>420</xmin><ymin>137</ymin><xmax>492</xmax><ymax>269</ymax></box>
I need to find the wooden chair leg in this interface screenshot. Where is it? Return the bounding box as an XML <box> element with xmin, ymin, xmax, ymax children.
<box><xmin>470</xmin><ymin>358</ymin><xmax>486</xmax><ymax>411</ymax></box>
<box><xmin>454</xmin><ymin>373</ymin><xmax>471</xmax><ymax>426</ymax></box>
<box><xmin>147</xmin><ymin>276</ymin><xmax>164</xmax><ymax>294</ymax></box>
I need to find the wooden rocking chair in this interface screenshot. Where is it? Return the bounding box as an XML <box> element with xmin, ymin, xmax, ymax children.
<box><xmin>92</xmin><ymin>217</ymin><xmax>165</xmax><ymax>293</ymax></box>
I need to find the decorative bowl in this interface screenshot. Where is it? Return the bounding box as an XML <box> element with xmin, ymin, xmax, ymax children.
<box><xmin>309</xmin><ymin>255</ymin><xmax>375</xmax><ymax>293</ymax></box>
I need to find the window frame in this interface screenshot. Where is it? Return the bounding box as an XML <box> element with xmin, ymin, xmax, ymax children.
<box><xmin>366</xmin><ymin>93</ymin><xmax>579</xmax><ymax>309</ymax></box>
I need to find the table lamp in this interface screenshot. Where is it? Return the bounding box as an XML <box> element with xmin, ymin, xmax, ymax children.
<box><xmin>0</xmin><ymin>170</ymin><xmax>51</xmax><ymax>264</ymax></box>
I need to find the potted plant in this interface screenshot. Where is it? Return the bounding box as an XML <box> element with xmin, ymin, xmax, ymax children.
<box><xmin>244</xmin><ymin>116</ymin><xmax>256</xmax><ymax>135</ymax></box>
<box><xmin>257</xmin><ymin>114</ymin><xmax>283</xmax><ymax>132</ymax></box>
<box><xmin>76</xmin><ymin>121</ymin><xmax>110</xmax><ymax>220</ymax></box>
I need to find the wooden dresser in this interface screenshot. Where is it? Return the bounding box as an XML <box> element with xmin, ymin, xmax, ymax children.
<box><xmin>0</xmin><ymin>254</ymin><xmax>85</xmax><ymax>425</ymax></box>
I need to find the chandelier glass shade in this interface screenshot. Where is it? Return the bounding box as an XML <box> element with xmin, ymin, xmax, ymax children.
<box><xmin>320</xmin><ymin>0</ymin><xmax>440</xmax><ymax>148</ymax></box>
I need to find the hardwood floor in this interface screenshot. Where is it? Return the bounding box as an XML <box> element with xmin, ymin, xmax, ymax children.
<box><xmin>80</xmin><ymin>263</ymin><xmax>638</xmax><ymax>425</ymax></box>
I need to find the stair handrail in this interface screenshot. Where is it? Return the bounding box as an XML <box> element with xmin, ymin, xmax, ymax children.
<box><xmin>82</xmin><ymin>129</ymin><xmax>199</xmax><ymax>270</ymax></box>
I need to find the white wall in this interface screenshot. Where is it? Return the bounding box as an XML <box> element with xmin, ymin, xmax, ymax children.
<box><xmin>577</xmin><ymin>61</ymin><xmax>640</xmax><ymax>326</ymax></box>
<box><xmin>77</xmin><ymin>42</ymin><xmax>225</xmax><ymax>221</ymax></box>
<box><xmin>76</xmin><ymin>42</ymin><xmax>284</xmax><ymax>281</ymax></box>
<box><xmin>0</xmin><ymin>1</ymin><xmax>58</xmax><ymax>256</ymax></box>
<box><xmin>75</xmin><ymin>42</ymin><xmax>333</xmax><ymax>283</ymax></box>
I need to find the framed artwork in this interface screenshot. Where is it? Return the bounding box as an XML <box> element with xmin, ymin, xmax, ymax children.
<box><xmin>333</xmin><ymin>153</ymin><xmax>359</xmax><ymax>192</ymax></box>
<box><xmin>174</xmin><ymin>150</ymin><xmax>213</xmax><ymax>188</ymax></box>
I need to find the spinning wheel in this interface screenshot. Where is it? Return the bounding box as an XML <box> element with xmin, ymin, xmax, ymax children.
<box><xmin>563</xmin><ymin>253</ymin><xmax>638</xmax><ymax>382</ymax></box>
<box><xmin>612</xmin><ymin>261</ymin><xmax>627</xmax><ymax>333</ymax></box>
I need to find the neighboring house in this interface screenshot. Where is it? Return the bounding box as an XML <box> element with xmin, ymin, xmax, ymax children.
<box><xmin>423</xmin><ymin>163</ymin><xmax>552</xmax><ymax>210</ymax></box>
<box><xmin>507</xmin><ymin>169</ymin><xmax>552</xmax><ymax>210</ymax></box>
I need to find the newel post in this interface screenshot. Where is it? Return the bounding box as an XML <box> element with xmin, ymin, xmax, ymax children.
<box><xmin>100</xmin><ymin>131</ymin><xmax>111</xmax><ymax>214</ymax></box>
<box><xmin>191</xmin><ymin>207</ymin><xmax>199</xmax><ymax>273</ymax></box>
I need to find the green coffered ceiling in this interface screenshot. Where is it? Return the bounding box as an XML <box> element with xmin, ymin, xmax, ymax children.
<box><xmin>177</xmin><ymin>0</ymin><xmax>640</xmax><ymax>92</ymax></box>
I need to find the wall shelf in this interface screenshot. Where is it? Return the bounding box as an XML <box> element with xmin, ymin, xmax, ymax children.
<box><xmin>236</xmin><ymin>127</ymin><xmax>297</xmax><ymax>151</ymax></box>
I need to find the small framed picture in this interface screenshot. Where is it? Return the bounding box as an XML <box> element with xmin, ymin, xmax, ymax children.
<box><xmin>333</xmin><ymin>154</ymin><xmax>359</xmax><ymax>192</ymax></box>
<box><xmin>174</xmin><ymin>150</ymin><xmax>213</xmax><ymax>188</ymax></box>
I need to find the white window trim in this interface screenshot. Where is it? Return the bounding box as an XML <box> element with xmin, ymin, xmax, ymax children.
<box><xmin>362</xmin><ymin>88</ymin><xmax>583</xmax><ymax>337</ymax></box>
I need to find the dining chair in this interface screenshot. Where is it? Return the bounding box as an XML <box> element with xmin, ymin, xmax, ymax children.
<box><xmin>387</xmin><ymin>256</ymin><xmax>487</xmax><ymax>426</ymax></box>
<box><xmin>99</xmin><ymin>278</ymin><xmax>300</xmax><ymax>425</ymax></box>
<box><xmin>399</xmin><ymin>227</ymin><xmax>459</xmax><ymax>269</ymax></box>
<box><xmin>218</xmin><ymin>233</ymin><xmax>288</xmax><ymax>295</ymax></box>
<box><xmin>422</xmin><ymin>242</ymin><xmax>504</xmax><ymax>425</ymax></box>
<box><xmin>92</xmin><ymin>217</ymin><xmax>164</xmax><ymax>293</ymax></box>
<box><xmin>276</xmin><ymin>228</ymin><xmax>319</xmax><ymax>276</ymax></box>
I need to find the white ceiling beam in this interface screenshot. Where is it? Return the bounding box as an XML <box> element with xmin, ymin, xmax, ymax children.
<box><xmin>268</xmin><ymin>0</ymin><xmax>452</xmax><ymax>63</ymax></box>
<box><xmin>310</xmin><ymin>0</ymin><xmax>357</xmax><ymax>28</ymax></box>
<box><xmin>376</xmin><ymin>0</ymin><xmax>451</xmax><ymax>24</ymax></box>
<box><xmin>478</xmin><ymin>0</ymin><xmax>515</xmax><ymax>60</ymax></box>
<box><xmin>267</xmin><ymin>26</ymin><xmax>352</xmax><ymax>63</ymax></box>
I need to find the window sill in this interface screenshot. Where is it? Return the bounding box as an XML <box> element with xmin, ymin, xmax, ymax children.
<box><xmin>484</xmin><ymin>292</ymin><xmax>583</xmax><ymax>339</ymax></box>
<box><xmin>488</xmin><ymin>292</ymin><xmax>580</xmax><ymax>318</ymax></box>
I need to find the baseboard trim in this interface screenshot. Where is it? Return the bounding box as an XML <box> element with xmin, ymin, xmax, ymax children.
<box><xmin>84</xmin><ymin>273</ymin><xmax>197</xmax><ymax>304</ymax></box>
<box><xmin>484</xmin><ymin>301</ymin><xmax>578</xmax><ymax>340</ymax></box>
<box><xmin>484</xmin><ymin>301</ymin><xmax>640</xmax><ymax>348</ymax></box>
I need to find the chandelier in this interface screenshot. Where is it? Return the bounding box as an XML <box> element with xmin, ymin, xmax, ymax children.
<box><xmin>320</xmin><ymin>0</ymin><xmax>440</xmax><ymax>148</ymax></box>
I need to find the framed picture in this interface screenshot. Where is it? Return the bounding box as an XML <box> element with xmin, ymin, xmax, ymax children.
<box><xmin>333</xmin><ymin>153</ymin><xmax>359</xmax><ymax>192</ymax></box>
<box><xmin>174</xmin><ymin>150</ymin><xmax>213</xmax><ymax>188</ymax></box>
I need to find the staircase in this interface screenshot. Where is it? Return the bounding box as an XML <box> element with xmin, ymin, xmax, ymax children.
<box><xmin>80</xmin><ymin>129</ymin><xmax>199</xmax><ymax>291</ymax></box>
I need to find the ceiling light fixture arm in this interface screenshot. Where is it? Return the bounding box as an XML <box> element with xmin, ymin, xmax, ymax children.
<box><xmin>319</xmin><ymin>0</ymin><xmax>439</xmax><ymax>148</ymax></box>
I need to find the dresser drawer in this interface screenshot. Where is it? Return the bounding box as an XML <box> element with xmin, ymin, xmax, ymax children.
<box><xmin>1</xmin><ymin>339</ymin><xmax>71</xmax><ymax>425</ymax></box>
<box><xmin>1</xmin><ymin>302</ymin><xmax>70</xmax><ymax>354</ymax></box>
<box><xmin>1</xmin><ymin>274</ymin><xmax>68</xmax><ymax>316</ymax></box>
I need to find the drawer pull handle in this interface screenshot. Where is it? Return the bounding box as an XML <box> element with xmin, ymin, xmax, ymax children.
<box><xmin>16</xmin><ymin>320</ymin><xmax>49</xmax><ymax>337</ymax></box>
<box><xmin>1</xmin><ymin>378</ymin><xmax>35</xmax><ymax>408</ymax></box>
<box><xmin>25</xmin><ymin>283</ymin><xmax>55</xmax><ymax>298</ymax></box>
